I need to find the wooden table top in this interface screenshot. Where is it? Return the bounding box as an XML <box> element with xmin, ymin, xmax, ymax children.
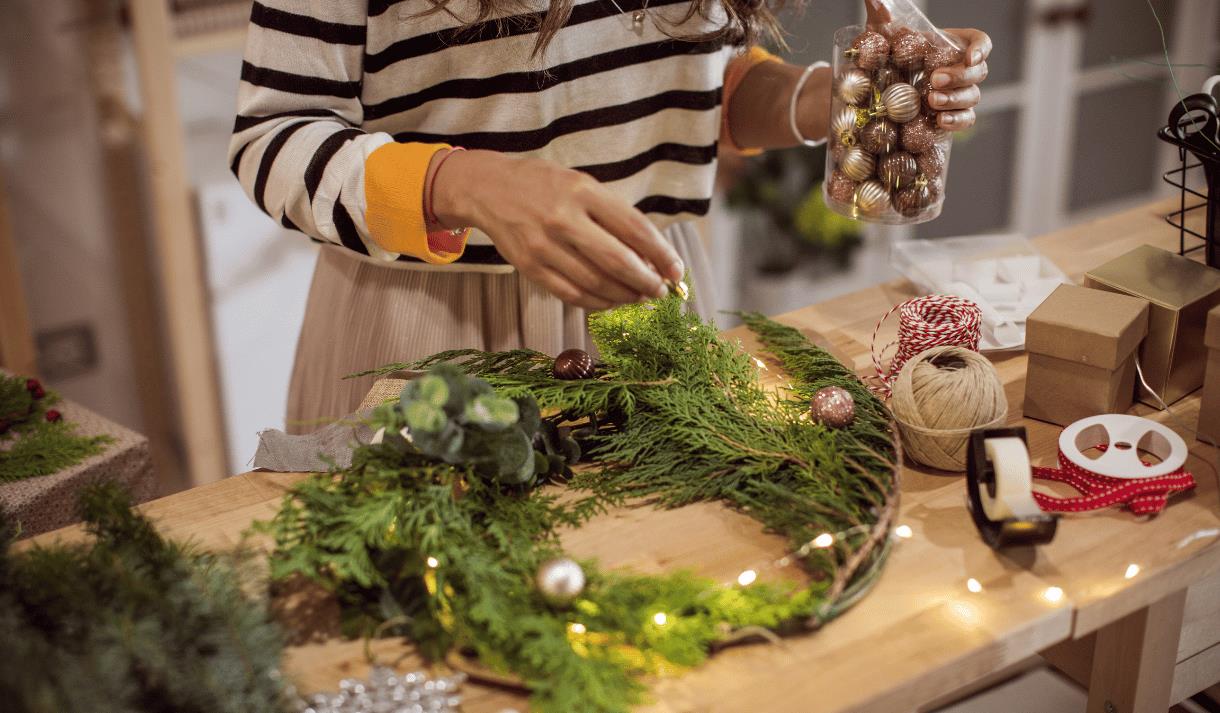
<box><xmin>26</xmin><ymin>199</ymin><xmax>1220</xmax><ymax>713</ymax></box>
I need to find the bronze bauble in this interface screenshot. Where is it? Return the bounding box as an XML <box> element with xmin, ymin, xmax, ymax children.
<box><xmin>859</xmin><ymin>118</ymin><xmax>898</xmax><ymax>155</ymax></box>
<box><xmin>915</xmin><ymin>145</ymin><xmax>946</xmax><ymax>178</ymax></box>
<box><xmin>847</xmin><ymin>30</ymin><xmax>890</xmax><ymax>71</ymax></box>
<box><xmin>552</xmin><ymin>348</ymin><xmax>595</xmax><ymax>380</ymax></box>
<box><xmin>878</xmin><ymin>151</ymin><xmax>918</xmax><ymax>191</ymax></box>
<box><xmin>873</xmin><ymin>65</ymin><xmax>901</xmax><ymax>92</ymax></box>
<box><xmin>924</xmin><ymin>43</ymin><xmax>964</xmax><ymax>73</ymax></box>
<box><xmin>835</xmin><ymin>68</ymin><xmax>872</xmax><ymax>107</ymax></box>
<box><xmin>890</xmin><ymin>28</ymin><xmax>929</xmax><ymax>70</ymax></box>
<box><xmin>893</xmin><ymin>180</ymin><xmax>933</xmax><ymax>217</ymax></box>
<box><xmin>901</xmin><ymin>117</ymin><xmax>943</xmax><ymax>154</ymax></box>
<box><xmin>878</xmin><ymin>83</ymin><xmax>921</xmax><ymax>124</ymax></box>
<box><xmin>826</xmin><ymin>170</ymin><xmax>858</xmax><ymax>204</ymax></box>
<box><xmin>811</xmin><ymin>386</ymin><xmax>856</xmax><ymax>428</ymax></box>
<box><xmin>840</xmin><ymin>147</ymin><xmax>876</xmax><ymax>182</ymax></box>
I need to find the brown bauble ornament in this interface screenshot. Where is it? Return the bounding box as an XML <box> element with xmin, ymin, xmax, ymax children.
<box><xmin>859</xmin><ymin>119</ymin><xmax>898</xmax><ymax>155</ymax></box>
<box><xmin>846</xmin><ymin>30</ymin><xmax>890</xmax><ymax>71</ymax></box>
<box><xmin>830</xmin><ymin>140</ymin><xmax>847</xmax><ymax>166</ymax></box>
<box><xmin>826</xmin><ymin>170</ymin><xmax>858</xmax><ymax>204</ymax></box>
<box><xmin>552</xmin><ymin>348</ymin><xmax>595</xmax><ymax>380</ymax></box>
<box><xmin>839</xmin><ymin>147</ymin><xmax>876</xmax><ymax>182</ymax></box>
<box><xmin>878</xmin><ymin>151</ymin><xmax>918</xmax><ymax>191</ymax></box>
<box><xmin>810</xmin><ymin>386</ymin><xmax>855</xmax><ymax>428</ymax></box>
<box><xmin>854</xmin><ymin>180</ymin><xmax>890</xmax><ymax>218</ymax></box>
<box><xmin>915</xmin><ymin>145</ymin><xmax>946</xmax><ymax>178</ymax></box>
<box><xmin>835</xmin><ymin>68</ymin><xmax>872</xmax><ymax>107</ymax></box>
<box><xmin>878</xmin><ymin>83</ymin><xmax>921</xmax><ymax>124</ymax></box>
<box><xmin>901</xmin><ymin>117</ymin><xmax>943</xmax><ymax>154</ymax></box>
<box><xmin>893</xmin><ymin>180</ymin><xmax>933</xmax><ymax>217</ymax></box>
<box><xmin>873</xmin><ymin>65</ymin><xmax>901</xmax><ymax>92</ymax></box>
<box><xmin>890</xmin><ymin>28</ymin><xmax>929</xmax><ymax>70</ymax></box>
<box><xmin>924</xmin><ymin>43</ymin><xmax>964</xmax><ymax>73</ymax></box>
<box><xmin>830</xmin><ymin>105</ymin><xmax>863</xmax><ymax>147</ymax></box>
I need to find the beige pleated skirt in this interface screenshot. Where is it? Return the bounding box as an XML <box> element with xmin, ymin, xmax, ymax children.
<box><xmin>285</xmin><ymin>221</ymin><xmax>715</xmax><ymax>433</ymax></box>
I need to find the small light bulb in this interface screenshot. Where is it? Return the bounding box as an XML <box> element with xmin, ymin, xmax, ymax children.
<box><xmin>813</xmin><ymin>533</ymin><xmax>835</xmax><ymax>548</ymax></box>
<box><xmin>966</xmin><ymin>578</ymin><xmax>983</xmax><ymax>593</ymax></box>
<box><xmin>737</xmin><ymin>569</ymin><xmax>757</xmax><ymax>586</ymax></box>
<box><xmin>426</xmin><ymin>556</ymin><xmax>439</xmax><ymax>569</ymax></box>
<box><xmin>568</xmin><ymin>622</ymin><xmax>587</xmax><ymax>635</ymax></box>
<box><xmin>1043</xmin><ymin>586</ymin><xmax>1064</xmax><ymax>603</ymax></box>
<box><xmin>894</xmin><ymin>525</ymin><xmax>913</xmax><ymax>539</ymax></box>
<box><xmin>1124</xmin><ymin>564</ymin><xmax>1140</xmax><ymax>579</ymax></box>
<box><xmin>653</xmin><ymin>612</ymin><xmax>668</xmax><ymax>626</ymax></box>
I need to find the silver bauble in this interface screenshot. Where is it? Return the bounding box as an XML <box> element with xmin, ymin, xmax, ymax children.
<box><xmin>839</xmin><ymin>147</ymin><xmax>876</xmax><ymax>182</ymax></box>
<box><xmin>536</xmin><ymin>558</ymin><xmax>585</xmax><ymax>606</ymax></box>
<box><xmin>835</xmin><ymin>69</ymin><xmax>872</xmax><ymax>107</ymax></box>
<box><xmin>830</xmin><ymin>105</ymin><xmax>862</xmax><ymax>147</ymax></box>
<box><xmin>878</xmin><ymin>83</ymin><xmax>921</xmax><ymax>124</ymax></box>
<box><xmin>854</xmin><ymin>180</ymin><xmax>890</xmax><ymax>218</ymax></box>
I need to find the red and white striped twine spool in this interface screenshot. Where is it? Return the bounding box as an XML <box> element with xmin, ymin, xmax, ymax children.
<box><xmin>870</xmin><ymin>295</ymin><xmax>983</xmax><ymax>397</ymax></box>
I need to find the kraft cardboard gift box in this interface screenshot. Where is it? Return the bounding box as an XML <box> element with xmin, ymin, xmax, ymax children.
<box><xmin>1202</xmin><ymin>305</ymin><xmax>1220</xmax><ymax>443</ymax></box>
<box><xmin>1084</xmin><ymin>245</ymin><xmax>1220</xmax><ymax>406</ymax></box>
<box><xmin>1024</xmin><ymin>284</ymin><xmax>1150</xmax><ymax>427</ymax></box>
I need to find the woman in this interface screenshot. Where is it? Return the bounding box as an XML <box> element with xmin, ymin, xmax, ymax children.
<box><xmin>229</xmin><ymin>0</ymin><xmax>990</xmax><ymax>430</ymax></box>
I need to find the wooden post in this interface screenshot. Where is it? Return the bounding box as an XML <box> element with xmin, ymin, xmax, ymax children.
<box><xmin>1086</xmin><ymin>590</ymin><xmax>1188</xmax><ymax>713</ymax></box>
<box><xmin>128</xmin><ymin>0</ymin><xmax>229</xmax><ymax>486</ymax></box>
<box><xmin>0</xmin><ymin>172</ymin><xmax>38</xmax><ymax>377</ymax></box>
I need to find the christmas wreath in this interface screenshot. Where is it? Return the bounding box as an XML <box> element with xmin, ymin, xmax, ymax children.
<box><xmin>263</xmin><ymin>289</ymin><xmax>899</xmax><ymax>712</ymax></box>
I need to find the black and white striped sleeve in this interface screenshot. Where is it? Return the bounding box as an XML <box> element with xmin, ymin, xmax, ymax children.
<box><xmin>228</xmin><ymin>0</ymin><xmax>396</xmax><ymax>259</ymax></box>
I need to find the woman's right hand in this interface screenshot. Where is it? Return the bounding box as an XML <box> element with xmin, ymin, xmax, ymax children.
<box><xmin>429</xmin><ymin>149</ymin><xmax>684</xmax><ymax>311</ymax></box>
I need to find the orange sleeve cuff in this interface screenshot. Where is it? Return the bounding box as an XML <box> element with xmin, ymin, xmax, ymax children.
<box><xmin>721</xmin><ymin>46</ymin><xmax>780</xmax><ymax>156</ymax></box>
<box><xmin>364</xmin><ymin>141</ymin><xmax>471</xmax><ymax>264</ymax></box>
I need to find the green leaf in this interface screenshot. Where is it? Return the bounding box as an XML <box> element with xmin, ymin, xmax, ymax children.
<box><xmin>403</xmin><ymin>400</ymin><xmax>447</xmax><ymax>434</ymax></box>
<box><xmin>463</xmin><ymin>394</ymin><xmax>520</xmax><ymax>431</ymax></box>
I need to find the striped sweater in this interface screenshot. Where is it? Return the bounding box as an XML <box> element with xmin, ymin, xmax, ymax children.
<box><xmin>229</xmin><ymin>0</ymin><xmax>763</xmax><ymax>268</ymax></box>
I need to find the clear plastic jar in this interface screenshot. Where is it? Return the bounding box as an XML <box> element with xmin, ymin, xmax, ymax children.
<box><xmin>822</xmin><ymin>24</ymin><xmax>957</xmax><ymax>225</ymax></box>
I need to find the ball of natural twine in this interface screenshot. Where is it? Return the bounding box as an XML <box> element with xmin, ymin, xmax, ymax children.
<box><xmin>890</xmin><ymin>345</ymin><xmax>1008</xmax><ymax>472</ymax></box>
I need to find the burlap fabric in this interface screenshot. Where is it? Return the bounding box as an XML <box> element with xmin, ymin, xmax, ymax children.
<box><xmin>358</xmin><ymin>378</ymin><xmax>410</xmax><ymax>411</ymax></box>
<box><xmin>1</xmin><ymin>379</ymin><xmax>153</xmax><ymax>539</ymax></box>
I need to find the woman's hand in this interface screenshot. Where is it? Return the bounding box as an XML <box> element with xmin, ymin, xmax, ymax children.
<box><xmin>430</xmin><ymin>150</ymin><xmax>683</xmax><ymax>311</ymax></box>
<box><xmin>928</xmin><ymin>28</ymin><xmax>992</xmax><ymax>131</ymax></box>
<box><xmin>864</xmin><ymin>0</ymin><xmax>991</xmax><ymax>132</ymax></box>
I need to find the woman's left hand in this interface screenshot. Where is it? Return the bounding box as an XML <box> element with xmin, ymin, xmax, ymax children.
<box><xmin>926</xmin><ymin>28</ymin><xmax>992</xmax><ymax>131</ymax></box>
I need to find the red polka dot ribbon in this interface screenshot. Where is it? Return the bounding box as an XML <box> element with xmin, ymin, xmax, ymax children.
<box><xmin>870</xmin><ymin>295</ymin><xmax>983</xmax><ymax>397</ymax></box>
<box><xmin>1032</xmin><ymin>445</ymin><xmax>1196</xmax><ymax>515</ymax></box>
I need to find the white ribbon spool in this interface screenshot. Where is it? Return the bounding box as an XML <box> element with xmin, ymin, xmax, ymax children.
<box><xmin>979</xmin><ymin>437</ymin><xmax>1043</xmax><ymax>520</ymax></box>
<box><xmin>1058</xmin><ymin>414</ymin><xmax>1188</xmax><ymax>480</ymax></box>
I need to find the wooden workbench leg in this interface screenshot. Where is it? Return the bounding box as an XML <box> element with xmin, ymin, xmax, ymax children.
<box><xmin>1086</xmin><ymin>590</ymin><xmax>1187</xmax><ymax>713</ymax></box>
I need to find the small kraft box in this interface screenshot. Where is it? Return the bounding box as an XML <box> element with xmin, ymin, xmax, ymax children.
<box><xmin>1202</xmin><ymin>304</ymin><xmax>1220</xmax><ymax>443</ymax></box>
<box><xmin>1084</xmin><ymin>245</ymin><xmax>1220</xmax><ymax>406</ymax></box>
<box><xmin>1024</xmin><ymin>284</ymin><xmax>1150</xmax><ymax>427</ymax></box>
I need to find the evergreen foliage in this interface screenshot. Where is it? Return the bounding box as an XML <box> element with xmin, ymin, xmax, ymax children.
<box><xmin>0</xmin><ymin>483</ymin><xmax>290</xmax><ymax>713</ymax></box>
<box><xmin>0</xmin><ymin>374</ymin><xmax>111</xmax><ymax>484</ymax></box>
<box><xmin>265</xmin><ymin>290</ymin><xmax>898</xmax><ymax>712</ymax></box>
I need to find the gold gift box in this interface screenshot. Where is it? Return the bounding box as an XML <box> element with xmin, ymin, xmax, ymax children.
<box><xmin>1202</xmin><ymin>305</ymin><xmax>1220</xmax><ymax>443</ymax></box>
<box><xmin>1084</xmin><ymin>245</ymin><xmax>1220</xmax><ymax>406</ymax></box>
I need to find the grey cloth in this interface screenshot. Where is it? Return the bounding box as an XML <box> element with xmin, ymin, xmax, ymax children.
<box><xmin>252</xmin><ymin>410</ymin><xmax>376</xmax><ymax>472</ymax></box>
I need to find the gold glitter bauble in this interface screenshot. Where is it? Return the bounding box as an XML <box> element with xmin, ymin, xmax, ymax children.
<box><xmin>826</xmin><ymin>170</ymin><xmax>858</xmax><ymax>204</ymax></box>
<box><xmin>890</xmin><ymin>28</ymin><xmax>929</xmax><ymax>70</ymax></box>
<box><xmin>854</xmin><ymin>180</ymin><xmax>890</xmax><ymax>217</ymax></box>
<box><xmin>835</xmin><ymin>69</ymin><xmax>872</xmax><ymax>106</ymax></box>
<box><xmin>878</xmin><ymin>83</ymin><xmax>921</xmax><ymax>124</ymax></box>
<box><xmin>859</xmin><ymin>119</ymin><xmax>899</xmax><ymax>155</ymax></box>
<box><xmin>878</xmin><ymin>151</ymin><xmax>918</xmax><ymax>191</ymax></box>
<box><xmin>846</xmin><ymin>30</ymin><xmax>890</xmax><ymax>71</ymax></box>
<box><xmin>840</xmin><ymin>147</ymin><xmax>876</xmax><ymax>182</ymax></box>
<box><xmin>924</xmin><ymin>43</ymin><xmax>964</xmax><ymax>73</ymax></box>
<box><xmin>830</xmin><ymin>105</ymin><xmax>863</xmax><ymax>147</ymax></box>
<box><xmin>901</xmin><ymin>117</ymin><xmax>943</xmax><ymax>154</ymax></box>
<box><xmin>915</xmin><ymin>145</ymin><xmax>946</xmax><ymax>178</ymax></box>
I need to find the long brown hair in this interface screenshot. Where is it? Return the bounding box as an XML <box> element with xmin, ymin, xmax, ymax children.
<box><xmin>413</xmin><ymin>0</ymin><xmax>794</xmax><ymax>57</ymax></box>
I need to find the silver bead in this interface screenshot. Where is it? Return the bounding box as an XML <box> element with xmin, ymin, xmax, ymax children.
<box><xmin>835</xmin><ymin>69</ymin><xmax>872</xmax><ymax>107</ymax></box>
<box><xmin>839</xmin><ymin>147</ymin><xmax>876</xmax><ymax>182</ymax></box>
<box><xmin>830</xmin><ymin>105</ymin><xmax>862</xmax><ymax>148</ymax></box>
<box><xmin>854</xmin><ymin>180</ymin><xmax>890</xmax><ymax>218</ymax></box>
<box><xmin>536</xmin><ymin>558</ymin><xmax>585</xmax><ymax>606</ymax></box>
<box><xmin>878</xmin><ymin>83</ymin><xmax>921</xmax><ymax>124</ymax></box>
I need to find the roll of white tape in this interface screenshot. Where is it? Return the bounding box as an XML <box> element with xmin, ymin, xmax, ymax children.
<box><xmin>1058</xmin><ymin>414</ymin><xmax>1188</xmax><ymax>479</ymax></box>
<box><xmin>980</xmin><ymin>437</ymin><xmax>1043</xmax><ymax>521</ymax></box>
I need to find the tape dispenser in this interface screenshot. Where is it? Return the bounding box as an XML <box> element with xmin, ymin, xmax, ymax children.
<box><xmin>966</xmin><ymin>426</ymin><xmax>1058</xmax><ymax>548</ymax></box>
